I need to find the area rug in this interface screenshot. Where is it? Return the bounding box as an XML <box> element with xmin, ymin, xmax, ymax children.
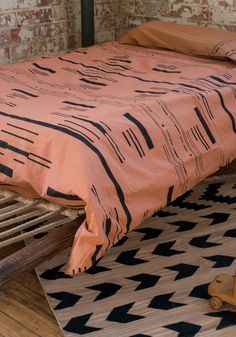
<box><xmin>37</xmin><ymin>174</ymin><xmax>236</xmax><ymax>337</ymax></box>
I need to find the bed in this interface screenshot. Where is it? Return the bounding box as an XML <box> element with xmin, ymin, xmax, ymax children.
<box><xmin>0</xmin><ymin>3</ymin><xmax>236</xmax><ymax>283</ymax></box>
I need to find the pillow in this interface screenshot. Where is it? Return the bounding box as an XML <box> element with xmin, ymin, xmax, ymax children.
<box><xmin>120</xmin><ymin>21</ymin><xmax>236</xmax><ymax>62</ymax></box>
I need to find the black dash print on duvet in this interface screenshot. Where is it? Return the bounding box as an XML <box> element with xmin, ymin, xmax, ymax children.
<box><xmin>47</xmin><ymin>187</ymin><xmax>82</xmax><ymax>201</ymax></box>
<box><xmin>167</xmin><ymin>185</ymin><xmax>174</xmax><ymax>204</ymax></box>
<box><xmin>0</xmin><ymin>163</ymin><xmax>13</xmax><ymax>178</ymax></box>
<box><xmin>126</xmin><ymin>129</ymin><xmax>145</xmax><ymax>158</ymax></box>
<box><xmin>1</xmin><ymin>129</ymin><xmax>34</xmax><ymax>144</ymax></box>
<box><xmin>7</xmin><ymin>123</ymin><xmax>39</xmax><ymax>135</ymax></box>
<box><xmin>63</xmin><ymin>101</ymin><xmax>96</xmax><ymax>109</ymax></box>
<box><xmin>12</xmin><ymin>89</ymin><xmax>39</xmax><ymax>98</ymax></box>
<box><xmin>80</xmin><ymin>78</ymin><xmax>107</xmax><ymax>87</ymax></box>
<box><xmin>0</xmin><ymin>139</ymin><xmax>51</xmax><ymax>169</ymax></box>
<box><xmin>153</xmin><ymin>67</ymin><xmax>181</xmax><ymax>74</ymax></box>
<box><xmin>194</xmin><ymin>107</ymin><xmax>216</xmax><ymax>144</ymax></box>
<box><xmin>0</xmin><ymin>110</ymin><xmax>132</xmax><ymax>232</ymax></box>
<box><xmin>124</xmin><ymin>113</ymin><xmax>154</xmax><ymax>150</ymax></box>
<box><xmin>32</xmin><ymin>63</ymin><xmax>56</xmax><ymax>74</ymax></box>
<box><xmin>214</xmin><ymin>89</ymin><xmax>236</xmax><ymax>133</ymax></box>
<box><xmin>135</xmin><ymin>90</ymin><xmax>167</xmax><ymax>95</ymax></box>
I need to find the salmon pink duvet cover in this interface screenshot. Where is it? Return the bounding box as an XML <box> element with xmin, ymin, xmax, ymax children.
<box><xmin>0</xmin><ymin>41</ymin><xmax>235</xmax><ymax>274</ymax></box>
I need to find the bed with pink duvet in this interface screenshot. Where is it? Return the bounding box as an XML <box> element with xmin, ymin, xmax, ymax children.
<box><xmin>0</xmin><ymin>24</ymin><xmax>236</xmax><ymax>274</ymax></box>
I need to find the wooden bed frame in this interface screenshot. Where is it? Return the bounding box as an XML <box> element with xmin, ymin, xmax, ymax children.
<box><xmin>0</xmin><ymin>0</ymin><xmax>94</xmax><ymax>286</ymax></box>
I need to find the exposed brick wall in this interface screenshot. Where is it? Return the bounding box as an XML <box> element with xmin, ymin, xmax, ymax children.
<box><xmin>117</xmin><ymin>0</ymin><xmax>236</xmax><ymax>38</ymax></box>
<box><xmin>1</xmin><ymin>1</ymin><xmax>236</xmax><ymax>64</ymax></box>
<box><xmin>0</xmin><ymin>0</ymin><xmax>118</xmax><ymax>64</ymax></box>
<box><xmin>95</xmin><ymin>0</ymin><xmax>118</xmax><ymax>43</ymax></box>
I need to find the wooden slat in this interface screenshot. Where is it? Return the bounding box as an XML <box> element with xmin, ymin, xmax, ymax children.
<box><xmin>0</xmin><ymin>214</ymin><xmax>85</xmax><ymax>286</ymax></box>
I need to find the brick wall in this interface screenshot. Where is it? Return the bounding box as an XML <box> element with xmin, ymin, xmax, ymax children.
<box><xmin>117</xmin><ymin>0</ymin><xmax>236</xmax><ymax>38</ymax></box>
<box><xmin>1</xmin><ymin>1</ymin><xmax>235</xmax><ymax>64</ymax></box>
<box><xmin>0</xmin><ymin>0</ymin><xmax>118</xmax><ymax>64</ymax></box>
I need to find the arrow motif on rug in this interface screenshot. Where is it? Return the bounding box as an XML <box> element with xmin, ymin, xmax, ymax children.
<box><xmin>166</xmin><ymin>263</ymin><xmax>199</xmax><ymax>280</ymax></box>
<box><xmin>153</xmin><ymin>209</ymin><xmax>177</xmax><ymax>217</ymax></box>
<box><xmin>206</xmin><ymin>311</ymin><xmax>236</xmax><ymax>330</ymax></box>
<box><xmin>203</xmin><ymin>255</ymin><xmax>235</xmax><ymax>268</ymax></box>
<box><xmin>106</xmin><ymin>302</ymin><xmax>145</xmax><ymax>323</ymax></box>
<box><xmin>134</xmin><ymin>227</ymin><xmax>163</xmax><ymax>241</ymax></box>
<box><xmin>189</xmin><ymin>234</ymin><xmax>221</xmax><ymax>248</ymax></box>
<box><xmin>189</xmin><ymin>283</ymin><xmax>210</xmax><ymax>299</ymax></box>
<box><xmin>86</xmin><ymin>265</ymin><xmax>111</xmax><ymax>274</ymax></box>
<box><xmin>169</xmin><ymin>220</ymin><xmax>197</xmax><ymax>232</ymax></box>
<box><xmin>64</xmin><ymin>313</ymin><xmax>102</xmax><ymax>334</ymax></box>
<box><xmin>87</xmin><ymin>283</ymin><xmax>121</xmax><ymax>301</ymax></box>
<box><xmin>48</xmin><ymin>292</ymin><xmax>81</xmax><ymax>310</ymax></box>
<box><xmin>152</xmin><ymin>240</ymin><xmax>185</xmax><ymax>256</ymax></box>
<box><xmin>165</xmin><ymin>321</ymin><xmax>201</xmax><ymax>337</ymax></box>
<box><xmin>149</xmin><ymin>292</ymin><xmax>186</xmax><ymax>310</ymax></box>
<box><xmin>40</xmin><ymin>264</ymin><xmax>71</xmax><ymax>280</ymax></box>
<box><xmin>202</xmin><ymin>212</ymin><xmax>230</xmax><ymax>225</ymax></box>
<box><xmin>114</xmin><ymin>236</ymin><xmax>128</xmax><ymax>246</ymax></box>
<box><xmin>224</xmin><ymin>228</ymin><xmax>236</xmax><ymax>237</ymax></box>
<box><xmin>171</xmin><ymin>196</ymin><xmax>210</xmax><ymax>211</ymax></box>
<box><xmin>201</xmin><ymin>182</ymin><xmax>236</xmax><ymax>204</ymax></box>
<box><xmin>130</xmin><ymin>335</ymin><xmax>152</xmax><ymax>337</ymax></box>
<box><xmin>127</xmin><ymin>273</ymin><xmax>161</xmax><ymax>291</ymax></box>
<box><xmin>116</xmin><ymin>249</ymin><xmax>147</xmax><ymax>265</ymax></box>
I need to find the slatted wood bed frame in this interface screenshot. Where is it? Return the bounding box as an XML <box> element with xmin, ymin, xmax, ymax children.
<box><xmin>0</xmin><ymin>0</ymin><xmax>94</xmax><ymax>285</ymax></box>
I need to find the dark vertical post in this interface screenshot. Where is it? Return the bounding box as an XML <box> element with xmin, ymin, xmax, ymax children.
<box><xmin>81</xmin><ymin>0</ymin><xmax>95</xmax><ymax>47</ymax></box>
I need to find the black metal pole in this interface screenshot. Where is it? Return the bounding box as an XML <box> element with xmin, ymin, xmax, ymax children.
<box><xmin>81</xmin><ymin>0</ymin><xmax>95</xmax><ymax>47</ymax></box>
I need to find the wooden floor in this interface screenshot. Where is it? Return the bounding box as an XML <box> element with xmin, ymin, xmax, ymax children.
<box><xmin>0</xmin><ymin>160</ymin><xmax>235</xmax><ymax>337</ymax></box>
<box><xmin>0</xmin><ymin>242</ymin><xmax>63</xmax><ymax>337</ymax></box>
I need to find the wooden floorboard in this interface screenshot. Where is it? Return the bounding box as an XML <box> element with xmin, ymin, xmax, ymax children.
<box><xmin>0</xmin><ymin>160</ymin><xmax>235</xmax><ymax>336</ymax></box>
<box><xmin>0</xmin><ymin>243</ymin><xmax>63</xmax><ymax>337</ymax></box>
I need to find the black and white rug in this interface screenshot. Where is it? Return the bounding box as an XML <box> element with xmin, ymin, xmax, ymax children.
<box><xmin>37</xmin><ymin>174</ymin><xmax>236</xmax><ymax>337</ymax></box>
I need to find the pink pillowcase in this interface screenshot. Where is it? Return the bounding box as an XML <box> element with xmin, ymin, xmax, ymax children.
<box><xmin>120</xmin><ymin>21</ymin><xmax>236</xmax><ymax>61</ymax></box>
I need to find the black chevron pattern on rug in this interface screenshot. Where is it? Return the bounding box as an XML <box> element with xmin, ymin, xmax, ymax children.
<box><xmin>127</xmin><ymin>273</ymin><xmax>160</xmax><ymax>291</ymax></box>
<box><xmin>189</xmin><ymin>283</ymin><xmax>211</xmax><ymax>300</ymax></box>
<box><xmin>189</xmin><ymin>234</ymin><xmax>221</xmax><ymax>248</ymax></box>
<box><xmin>106</xmin><ymin>302</ymin><xmax>145</xmax><ymax>323</ymax></box>
<box><xmin>165</xmin><ymin>321</ymin><xmax>202</xmax><ymax>337</ymax></box>
<box><xmin>152</xmin><ymin>240</ymin><xmax>184</xmax><ymax>256</ymax></box>
<box><xmin>48</xmin><ymin>292</ymin><xmax>81</xmax><ymax>310</ymax></box>
<box><xmin>149</xmin><ymin>292</ymin><xmax>186</xmax><ymax>310</ymax></box>
<box><xmin>116</xmin><ymin>249</ymin><xmax>147</xmax><ymax>265</ymax></box>
<box><xmin>171</xmin><ymin>196</ymin><xmax>210</xmax><ymax>211</ymax></box>
<box><xmin>201</xmin><ymin>212</ymin><xmax>230</xmax><ymax>225</ymax></box>
<box><xmin>203</xmin><ymin>255</ymin><xmax>235</xmax><ymax>268</ymax></box>
<box><xmin>201</xmin><ymin>183</ymin><xmax>236</xmax><ymax>204</ymax></box>
<box><xmin>114</xmin><ymin>236</ymin><xmax>129</xmax><ymax>246</ymax></box>
<box><xmin>166</xmin><ymin>263</ymin><xmax>199</xmax><ymax>280</ymax></box>
<box><xmin>134</xmin><ymin>227</ymin><xmax>163</xmax><ymax>241</ymax></box>
<box><xmin>224</xmin><ymin>228</ymin><xmax>236</xmax><ymax>237</ymax></box>
<box><xmin>36</xmin><ymin>174</ymin><xmax>236</xmax><ymax>337</ymax></box>
<box><xmin>63</xmin><ymin>313</ymin><xmax>102</xmax><ymax>334</ymax></box>
<box><xmin>206</xmin><ymin>311</ymin><xmax>236</xmax><ymax>330</ymax></box>
<box><xmin>87</xmin><ymin>283</ymin><xmax>121</xmax><ymax>301</ymax></box>
<box><xmin>169</xmin><ymin>220</ymin><xmax>197</xmax><ymax>232</ymax></box>
<box><xmin>130</xmin><ymin>335</ymin><xmax>152</xmax><ymax>337</ymax></box>
<box><xmin>85</xmin><ymin>265</ymin><xmax>111</xmax><ymax>274</ymax></box>
<box><xmin>40</xmin><ymin>265</ymin><xmax>71</xmax><ymax>280</ymax></box>
<box><xmin>153</xmin><ymin>209</ymin><xmax>177</xmax><ymax>217</ymax></box>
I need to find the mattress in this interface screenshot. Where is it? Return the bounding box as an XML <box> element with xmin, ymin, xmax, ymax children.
<box><xmin>0</xmin><ymin>41</ymin><xmax>235</xmax><ymax>274</ymax></box>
